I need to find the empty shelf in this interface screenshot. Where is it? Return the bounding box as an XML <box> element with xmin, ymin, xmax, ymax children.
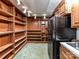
<box><xmin>27</xmin><ymin>30</ymin><xmax>41</xmax><ymax>32</ymax></box>
<box><xmin>27</xmin><ymin>35</ymin><xmax>41</xmax><ymax>38</ymax></box>
<box><xmin>0</xmin><ymin>9</ymin><xmax>13</xmax><ymax>17</ymax></box>
<box><xmin>27</xmin><ymin>41</ymin><xmax>48</xmax><ymax>43</ymax></box>
<box><xmin>42</xmin><ymin>36</ymin><xmax>48</xmax><ymax>38</ymax></box>
<box><xmin>27</xmin><ymin>32</ymin><xmax>42</xmax><ymax>35</ymax></box>
<box><xmin>15</xmin><ymin>39</ymin><xmax>26</xmax><ymax>48</ymax></box>
<box><xmin>27</xmin><ymin>38</ymin><xmax>42</xmax><ymax>40</ymax></box>
<box><xmin>0</xmin><ymin>19</ymin><xmax>13</xmax><ymax>23</ymax></box>
<box><xmin>15</xmin><ymin>30</ymin><xmax>26</xmax><ymax>33</ymax></box>
<box><xmin>15</xmin><ymin>42</ymin><xmax>26</xmax><ymax>54</ymax></box>
<box><xmin>8</xmin><ymin>54</ymin><xmax>14</xmax><ymax>59</ymax></box>
<box><xmin>15</xmin><ymin>21</ymin><xmax>26</xmax><ymax>25</ymax></box>
<box><xmin>0</xmin><ymin>43</ymin><xmax>13</xmax><ymax>52</ymax></box>
<box><xmin>0</xmin><ymin>31</ymin><xmax>13</xmax><ymax>35</ymax></box>
<box><xmin>15</xmin><ymin>16</ymin><xmax>25</xmax><ymax>22</ymax></box>
<box><xmin>0</xmin><ymin>49</ymin><xmax>13</xmax><ymax>59</ymax></box>
<box><xmin>15</xmin><ymin>36</ymin><xmax>26</xmax><ymax>43</ymax></box>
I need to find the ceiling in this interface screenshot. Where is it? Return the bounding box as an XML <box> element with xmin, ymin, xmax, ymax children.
<box><xmin>10</xmin><ymin>0</ymin><xmax>62</xmax><ymax>17</ymax></box>
<box><xmin>21</xmin><ymin>0</ymin><xmax>61</xmax><ymax>16</ymax></box>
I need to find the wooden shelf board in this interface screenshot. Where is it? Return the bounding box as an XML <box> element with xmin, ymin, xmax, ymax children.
<box><xmin>15</xmin><ymin>16</ymin><xmax>25</xmax><ymax>22</ymax></box>
<box><xmin>42</xmin><ymin>32</ymin><xmax>48</xmax><ymax>34</ymax></box>
<box><xmin>8</xmin><ymin>54</ymin><xmax>14</xmax><ymax>59</ymax></box>
<box><xmin>27</xmin><ymin>35</ymin><xmax>41</xmax><ymax>37</ymax></box>
<box><xmin>27</xmin><ymin>41</ymin><xmax>48</xmax><ymax>43</ymax></box>
<box><xmin>27</xmin><ymin>32</ymin><xmax>42</xmax><ymax>35</ymax></box>
<box><xmin>0</xmin><ymin>49</ymin><xmax>13</xmax><ymax>59</ymax></box>
<box><xmin>2</xmin><ymin>0</ymin><xmax>13</xmax><ymax>6</ymax></box>
<box><xmin>27</xmin><ymin>35</ymin><xmax>41</xmax><ymax>38</ymax></box>
<box><xmin>0</xmin><ymin>9</ymin><xmax>13</xmax><ymax>17</ymax></box>
<box><xmin>15</xmin><ymin>42</ymin><xmax>26</xmax><ymax>54</ymax></box>
<box><xmin>42</xmin><ymin>36</ymin><xmax>48</xmax><ymax>38</ymax></box>
<box><xmin>15</xmin><ymin>39</ymin><xmax>26</xmax><ymax>48</ymax></box>
<box><xmin>27</xmin><ymin>38</ymin><xmax>42</xmax><ymax>40</ymax></box>
<box><xmin>15</xmin><ymin>36</ymin><xmax>26</xmax><ymax>43</ymax></box>
<box><xmin>27</xmin><ymin>30</ymin><xmax>41</xmax><ymax>32</ymax></box>
<box><xmin>0</xmin><ymin>31</ymin><xmax>13</xmax><ymax>35</ymax></box>
<box><xmin>0</xmin><ymin>19</ymin><xmax>13</xmax><ymax>23</ymax></box>
<box><xmin>15</xmin><ymin>21</ymin><xmax>26</xmax><ymax>25</ymax></box>
<box><xmin>0</xmin><ymin>43</ymin><xmax>13</xmax><ymax>52</ymax></box>
<box><xmin>15</xmin><ymin>30</ymin><xmax>26</xmax><ymax>33</ymax></box>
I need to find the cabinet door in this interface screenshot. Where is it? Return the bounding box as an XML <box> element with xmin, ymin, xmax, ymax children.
<box><xmin>60</xmin><ymin>46</ymin><xmax>67</xmax><ymax>59</ymax></box>
<box><xmin>75</xmin><ymin>57</ymin><xmax>79</xmax><ymax>59</ymax></box>
<box><xmin>60</xmin><ymin>46</ymin><xmax>75</xmax><ymax>59</ymax></box>
<box><xmin>65</xmin><ymin>0</ymin><xmax>73</xmax><ymax>13</ymax></box>
<box><xmin>71</xmin><ymin>1</ymin><xmax>79</xmax><ymax>28</ymax></box>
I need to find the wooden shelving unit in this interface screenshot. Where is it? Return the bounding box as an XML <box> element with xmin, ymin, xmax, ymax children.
<box><xmin>0</xmin><ymin>31</ymin><xmax>13</xmax><ymax>35</ymax></box>
<box><xmin>42</xmin><ymin>32</ymin><xmax>48</xmax><ymax>42</ymax></box>
<box><xmin>27</xmin><ymin>30</ymin><xmax>42</xmax><ymax>42</ymax></box>
<box><xmin>0</xmin><ymin>49</ymin><xmax>13</xmax><ymax>59</ymax></box>
<box><xmin>0</xmin><ymin>43</ymin><xmax>13</xmax><ymax>52</ymax></box>
<box><xmin>0</xmin><ymin>9</ymin><xmax>13</xmax><ymax>17</ymax></box>
<box><xmin>27</xmin><ymin>29</ymin><xmax>48</xmax><ymax>43</ymax></box>
<box><xmin>41</xmin><ymin>22</ymin><xmax>48</xmax><ymax>42</ymax></box>
<box><xmin>15</xmin><ymin>39</ymin><xmax>26</xmax><ymax>48</ymax></box>
<box><xmin>15</xmin><ymin>30</ymin><xmax>26</xmax><ymax>33</ymax></box>
<box><xmin>15</xmin><ymin>41</ymin><xmax>26</xmax><ymax>54</ymax></box>
<box><xmin>0</xmin><ymin>0</ymin><xmax>27</xmax><ymax>59</ymax></box>
<box><xmin>15</xmin><ymin>36</ymin><xmax>26</xmax><ymax>43</ymax></box>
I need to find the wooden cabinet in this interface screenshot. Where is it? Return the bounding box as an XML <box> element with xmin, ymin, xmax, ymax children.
<box><xmin>54</xmin><ymin>0</ymin><xmax>74</xmax><ymax>16</ymax></box>
<box><xmin>60</xmin><ymin>45</ymin><xmax>79</xmax><ymax>59</ymax></box>
<box><xmin>53</xmin><ymin>0</ymin><xmax>79</xmax><ymax>28</ymax></box>
<box><xmin>54</xmin><ymin>0</ymin><xmax>79</xmax><ymax>28</ymax></box>
<box><xmin>65</xmin><ymin>0</ymin><xmax>74</xmax><ymax>14</ymax></box>
<box><xmin>55</xmin><ymin>3</ymin><xmax>65</xmax><ymax>16</ymax></box>
<box><xmin>71</xmin><ymin>1</ymin><xmax>79</xmax><ymax>28</ymax></box>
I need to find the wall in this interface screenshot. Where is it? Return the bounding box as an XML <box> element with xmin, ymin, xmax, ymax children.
<box><xmin>27</xmin><ymin>18</ymin><xmax>48</xmax><ymax>30</ymax></box>
<box><xmin>27</xmin><ymin>18</ymin><xmax>41</xmax><ymax>30</ymax></box>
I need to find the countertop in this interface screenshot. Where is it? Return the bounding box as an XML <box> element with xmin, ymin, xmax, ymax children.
<box><xmin>60</xmin><ymin>42</ymin><xmax>79</xmax><ymax>58</ymax></box>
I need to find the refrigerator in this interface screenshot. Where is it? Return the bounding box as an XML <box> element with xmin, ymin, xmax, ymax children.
<box><xmin>48</xmin><ymin>15</ymin><xmax>76</xmax><ymax>59</ymax></box>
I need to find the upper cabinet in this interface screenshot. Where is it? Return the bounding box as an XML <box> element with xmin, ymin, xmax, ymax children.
<box><xmin>54</xmin><ymin>0</ymin><xmax>79</xmax><ymax>28</ymax></box>
<box><xmin>65</xmin><ymin>0</ymin><xmax>74</xmax><ymax>14</ymax></box>
<box><xmin>54</xmin><ymin>0</ymin><xmax>74</xmax><ymax>16</ymax></box>
<box><xmin>71</xmin><ymin>0</ymin><xmax>79</xmax><ymax>28</ymax></box>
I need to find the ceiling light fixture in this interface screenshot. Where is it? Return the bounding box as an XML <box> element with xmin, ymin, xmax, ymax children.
<box><xmin>27</xmin><ymin>11</ymin><xmax>32</xmax><ymax>17</ymax></box>
<box><xmin>43</xmin><ymin>14</ymin><xmax>47</xmax><ymax>19</ymax></box>
<box><xmin>22</xmin><ymin>6</ymin><xmax>28</xmax><ymax>13</ymax></box>
<box><xmin>41</xmin><ymin>21</ymin><xmax>45</xmax><ymax>25</ymax></box>
<box><xmin>17</xmin><ymin>0</ymin><xmax>21</xmax><ymax>5</ymax></box>
<box><xmin>33</xmin><ymin>14</ymin><xmax>37</xmax><ymax>19</ymax></box>
<box><xmin>23</xmin><ymin>8</ymin><xmax>27</xmax><ymax>13</ymax></box>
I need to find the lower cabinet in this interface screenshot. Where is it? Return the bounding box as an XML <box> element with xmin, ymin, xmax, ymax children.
<box><xmin>60</xmin><ymin>45</ymin><xmax>78</xmax><ymax>59</ymax></box>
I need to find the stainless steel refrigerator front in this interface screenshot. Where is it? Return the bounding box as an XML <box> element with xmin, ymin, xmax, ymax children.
<box><xmin>48</xmin><ymin>16</ymin><xmax>76</xmax><ymax>59</ymax></box>
<box><xmin>48</xmin><ymin>16</ymin><xmax>60</xmax><ymax>59</ymax></box>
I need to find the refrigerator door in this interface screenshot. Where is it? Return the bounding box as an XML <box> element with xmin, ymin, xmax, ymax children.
<box><xmin>48</xmin><ymin>16</ymin><xmax>55</xmax><ymax>59</ymax></box>
<box><xmin>48</xmin><ymin>36</ymin><xmax>53</xmax><ymax>59</ymax></box>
